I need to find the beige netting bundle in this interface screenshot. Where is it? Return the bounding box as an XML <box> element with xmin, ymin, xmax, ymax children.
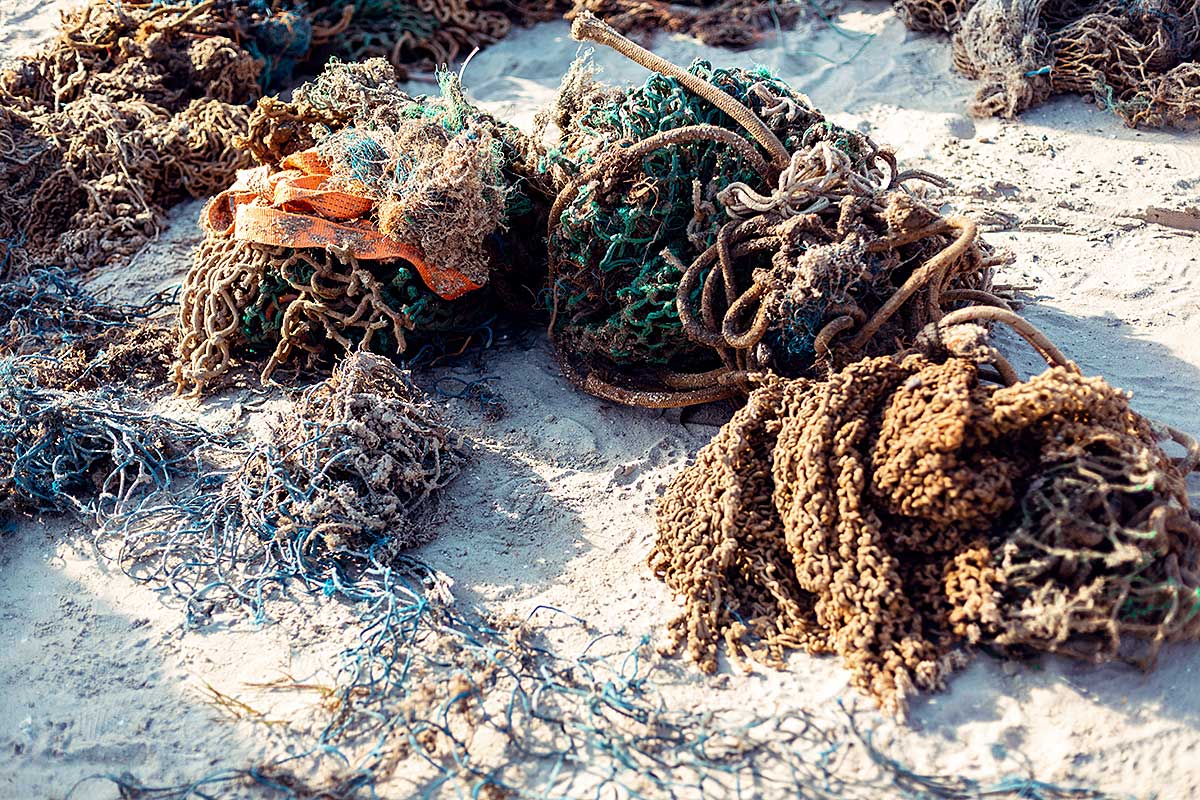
<box><xmin>651</xmin><ymin>308</ymin><xmax>1200</xmax><ymax>715</ymax></box>
<box><xmin>175</xmin><ymin>238</ymin><xmax>421</xmax><ymax>393</ymax></box>
<box><xmin>949</xmin><ymin>0</ymin><xmax>1200</xmax><ymax>126</ymax></box>
<box><xmin>895</xmin><ymin>0</ymin><xmax>978</xmax><ymax>34</ymax></box>
<box><xmin>566</xmin><ymin>0</ymin><xmax>818</xmax><ymax>49</ymax></box>
<box><xmin>0</xmin><ymin>0</ymin><xmax>262</xmax><ymax>275</ymax></box>
<box><xmin>174</xmin><ymin>59</ymin><xmax>550</xmax><ymax>394</ymax></box>
<box><xmin>239</xmin><ymin>350</ymin><xmax>465</xmax><ymax>552</ymax></box>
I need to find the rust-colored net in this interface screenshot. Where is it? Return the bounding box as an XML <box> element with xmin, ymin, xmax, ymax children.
<box><xmin>895</xmin><ymin>0</ymin><xmax>977</xmax><ymax>33</ymax></box>
<box><xmin>566</xmin><ymin>0</ymin><xmax>817</xmax><ymax>49</ymax></box>
<box><xmin>652</xmin><ymin>312</ymin><xmax>1200</xmax><ymax>715</ymax></box>
<box><xmin>0</xmin><ymin>1</ymin><xmax>262</xmax><ymax>276</ymax></box>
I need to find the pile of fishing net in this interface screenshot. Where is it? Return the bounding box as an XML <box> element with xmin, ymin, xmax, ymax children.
<box><xmin>652</xmin><ymin>308</ymin><xmax>1200</xmax><ymax>714</ymax></box>
<box><xmin>0</xmin><ymin>357</ymin><xmax>210</xmax><ymax>520</ymax></box>
<box><xmin>894</xmin><ymin>0</ymin><xmax>977</xmax><ymax>33</ymax></box>
<box><xmin>307</xmin><ymin>0</ymin><xmax>540</xmax><ymax>75</ymax></box>
<box><xmin>0</xmin><ymin>268</ymin><xmax>167</xmax><ymax>355</ymax></box>
<box><xmin>566</xmin><ymin>0</ymin><xmax>821</xmax><ymax>49</ymax></box>
<box><xmin>0</xmin><ymin>0</ymin><xmax>271</xmax><ymax>275</ymax></box>
<box><xmin>0</xmin><ymin>0</ymin><xmax>578</xmax><ymax>278</ymax></box>
<box><xmin>894</xmin><ymin>0</ymin><xmax>1200</xmax><ymax>128</ymax></box>
<box><xmin>244</xmin><ymin>350</ymin><xmax>464</xmax><ymax>555</ymax></box>
<box><xmin>0</xmin><ymin>267</ymin><xmax>176</xmax><ymax>391</ymax></box>
<box><xmin>174</xmin><ymin>58</ymin><xmax>551</xmax><ymax>394</ymax></box>
<box><xmin>542</xmin><ymin>13</ymin><xmax>998</xmax><ymax>408</ymax></box>
<box><xmin>119</xmin><ymin>351</ymin><xmax>464</xmax><ymax>616</ymax></box>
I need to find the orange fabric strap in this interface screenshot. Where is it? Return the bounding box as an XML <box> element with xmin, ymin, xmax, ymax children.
<box><xmin>202</xmin><ymin>151</ymin><xmax>485</xmax><ymax>301</ymax></box>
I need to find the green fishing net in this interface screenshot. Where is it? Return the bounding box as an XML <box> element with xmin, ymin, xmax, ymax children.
<box><xmin>176</xmin><ymin>59</ymin><xmax>551</xmax><ymax>392</ymax></box>
<box><xmin>543</xmin><ymin>57</ymin><xmax>882</xmax><ymax>387</ymax></box>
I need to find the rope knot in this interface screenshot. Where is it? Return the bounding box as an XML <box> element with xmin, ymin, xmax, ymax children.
<box><xmin>718</xmin><ymin>141</ymin><xmax>888</xmax><ymax>222</ymax></box>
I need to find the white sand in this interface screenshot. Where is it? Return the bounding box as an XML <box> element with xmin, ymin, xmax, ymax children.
<box><xmin>2</xmin><ymin>4</ymin><xmax>1199</xmax><ymax>799</ymax></box>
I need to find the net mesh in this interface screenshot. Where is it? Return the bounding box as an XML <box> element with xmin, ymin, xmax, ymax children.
<box><xmin>652</xmin><ymin>319</ymin><xmax>1200</xmax><ymax>716</ymax></box>
<box><xmin>175</xmin><ymin>59</ymin><xmax>550</xmax><ymax>393</ymax></box>
<box><xmin>942</xmin><ymin>0</ymin><xmax>1200</xmax><ymax>126</ymax></box>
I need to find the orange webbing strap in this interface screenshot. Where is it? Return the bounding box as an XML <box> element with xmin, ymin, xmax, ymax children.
<box><xmin>202</xmin><ymin>151</ymin><xmax>485</xmax><ymax>301</ymax></box>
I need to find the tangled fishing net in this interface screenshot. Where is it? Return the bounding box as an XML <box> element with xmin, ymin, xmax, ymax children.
<box><xmin>0</xmin><ymin>357</ymin><xmax>210</xmax><ymax>520</ymax></box>
<box><xmin>894</xmin><ymin>0</ymin><xmax>977</xmax><ymax>33</ymax></box>
<box><xmin>543</xmin><ymin>14</ymin><xmax>998</xmax><ymax>408</ymax></box>
<box><xmin>0</xmin><ymin>267</ymin><xmax>170</xmax><ymax>356</ymax></box>
<box><xmin>174</xmin><ymin>58</ymin><xmax>550</xmax><ymax>393</ymax></box>
<box><xmin>652</xmin><ymin>307</ymin><xmax>1200</xmax><ymax>715</ymax></box>
<box><xmin>0</xmin><ymin>0</ymin><xmax>578</xmax><ymax>278</ymax></box>
<box><xmin>0</xmin><ymin>0</ymin><xmax>268</xmax><ymax>274</ymax></box>
<box><xmin>93</xmin><ymin>349</ymin><xmax>1117</xmax><ymax>798</ymax></box>
<box><xmin>119</xmin><ymin>350</ymin><xmax>464</xmax><ymax>615</ymax></box>
<box><xmin>567</xmin><ymin>0</ymin><xmax>820</xmax><ymax>49</ymax></box>
<box><xmin>0</xmin><ymin>267</ymin><xmax>175</xmax><ymax>390</ymax></box>
<box><xmin>241</xmin><ymin>350</ymin><xmax>465</xmax><ymax>554</ymax></box>
<box><xmin>941</xmin><ymin>0</ymin><xmax>1200</xmax><ymax>126</ymax></box>
<box><xmin>308</xmin><ymin>0</ymin><xmax>526</xmax><ymax>75</ymax></box>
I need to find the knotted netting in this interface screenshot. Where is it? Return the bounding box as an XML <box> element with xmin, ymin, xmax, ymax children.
<box><xmin>893</xmin><ymin>0</ymin><xmax>1200</xmax><ymax>127</ymax></box>
<box><xmin>652</xmin><ymin>309</ymin><xmax>1200</xmax><ymax>715</ymax></box>
<box><xmin>542</xmin><ymin>13</ymin><xmax>999</xmax><ymax>408</ymax></box>
<box><xmin>175</xmin><ymin>59</ymin><xmax>552</xmax><ymax>393</ymax></box>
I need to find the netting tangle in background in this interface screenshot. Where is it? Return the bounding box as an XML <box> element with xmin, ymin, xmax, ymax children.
<box><xmin>542</xmin><ymin>14</ymin><xmax>1000</xmax><ymax>408</ymax></box>
<box><xmin>0</xmin><ymin>267</ymin><xmax>170</xmax><ymax>357</ymax></box>
<box><xmin>652</xmin><ymin>309</ymin><xmax>1200</xmax><ymax>716</ymax></box>
<box><xmin>0</xmin><ymin>1</ymin><xmax>265</xmax><ymax>276</ymax></box>
<box><xmin>0</xmin><ymin>0</ymin><xmax>550</xmax><ymax>279</ymax></box>
<box><xmin>892</xmin><ymin>0</ymin><xmax>1200</xmax><ymax>127</ymax></box>
<box><xmin>566</xmin><ymin>0</ymin><xmax>830</xmax><ymax>49</ymax></box>
<box><xmin>175</xmin><ymin>58</ymin><xmax>552</xmax><ymax>394</ymax></box>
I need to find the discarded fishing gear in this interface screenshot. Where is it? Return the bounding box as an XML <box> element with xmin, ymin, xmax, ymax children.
<box><xmin>544</xmin><ymin>13</ymin><xmax>997</xmax><ymax>408</ymax></box>
<box><xmin>103</xmin><ymin>352</ymin><xmax>1117</xmax><ymax>798</ymax></box>
<box><xmin>0</xmin><ymin>0</ymin><xmax>274</xmax><ymax>275</ymax></box>
<box><xmin>307</xmin><ymin>0</ymin><xmax>523</xmax><ymax>78</ymax></box>
<box><xmin>652</xmin><ymin>307</ymin><xmax>1200</xmax><ymax>715</ymax></box>
<box><xmin>567</xmin><ymin>0</ymin><xmax>821</xmax><ymax>49</ymax></box>
<box><xmin>174</xmin><ymin>59</ymin><xmax>551</xmax><ymax>394</ymax></box>
<box><xmin>943</xmin><ymin>0</ymin><xmax>1199</xmax><ymax>126</ymax></box>
<box><xmin>0</xmin><ymin>357</ymin><xmax>211</xmax><ymax>520</ymax></box>
<box><xmin>0</xmin><ymin>267</ymin><xmax>171</xmax><ymax>357</ymax></box>
<box><xmin>893</xmin><ymin>0</ymin><xmax>977</xmax><ymax>33</ymax></box>
<box><xmin>119</xmin><ymin>351</ymin><xmax>465</xmax><ymax>620</ymax></box>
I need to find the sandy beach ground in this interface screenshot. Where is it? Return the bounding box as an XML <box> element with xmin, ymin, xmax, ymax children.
<box><xmin>2</xmin><ymin>3</ymin><xmax>1199</xmax><ymax>798</ymax></box>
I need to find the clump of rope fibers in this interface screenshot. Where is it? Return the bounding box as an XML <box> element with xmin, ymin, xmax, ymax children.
<box><xmin>544</xmin><ymin>13</ymin><xmax>998</xmax><ymax>408</ymax></box>
<box><xmin>63</xmin><ymin>598</ymin><xmax>1118</xmax><ymax>800</ymax></box>
<box><xmin>950</xmin><ymin>0</ymin><xmax>1200</xmax><ymax>126</ymax></box>
<box><xmin>566</xmin><ymin>0</ymin><xmax>820</xmax><ymax>49</ymax></box>
<box><xmin>35</xmin><ymin>320</ymin><xmax>179</xmax><ymax>392</ymax></box>
<box><xmin>0</xmin><ymin>357</ymin><xmax>211</xmax><ymax>521</ymax></box>
<box><xmin>0</xmin><ymin>0</ymin><xmax>277</xmax><ymax>274</ymax></box>
<box><xmin>175</xmin><ymin>58</ymin><xmax>550</xmax><ymax>394</ymax></box>
<box><xmin>237</xmin><ymin>350</ymin><xmax>466</xmax><ymax>554</ymax></box>
<box><xmin>652</xmin><ymin>307</ymin><xmax>1200</xmax><ymax>716</ymax></box>
<box><xmin>307</xmin><ymin>0</ymin><xmax>524</xmax><ymax>79</ymax></box>
<box><xmin>119</xmin><ymin>351</ymin><xmax>465</xmax><ymax>624</ymax></box>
